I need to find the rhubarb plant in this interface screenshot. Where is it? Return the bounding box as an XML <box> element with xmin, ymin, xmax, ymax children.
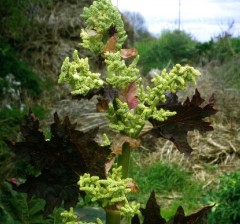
<box><xmin>57</xmin><ymin>0</ymin><xmax>216</xmax><ymax>223</ymax></box>
<box><xmin>6</xmin><ymin>0</ymin><xmax>217</xmax><ymax>223</ymax></box>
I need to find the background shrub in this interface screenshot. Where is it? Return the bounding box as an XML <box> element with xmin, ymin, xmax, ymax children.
<box><xmin>206</xmin><ymin>171</ymin><xmax>240</xmax><ymax>224</ymax></box>
<box><xmin>136</xmin><ymin>29</ymin><xmax>197</xmax><ymax>74</ymax></box>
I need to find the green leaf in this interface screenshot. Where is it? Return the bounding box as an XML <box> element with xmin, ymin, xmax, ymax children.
<box><xmin>0</xmin><ymin>182</ymin><xmax>46</xmax><ymax>224</ymax></box>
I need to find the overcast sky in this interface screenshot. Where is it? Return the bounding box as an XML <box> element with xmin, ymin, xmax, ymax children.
<box><xmin>112</xmin><ymin>0</ymin><xmax>240</xmax><ymax>42</ymax></box>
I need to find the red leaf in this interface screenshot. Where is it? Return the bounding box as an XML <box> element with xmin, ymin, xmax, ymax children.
<box><xmin>7</xmin><ymin>111</ymin><xmax>112</xmax><ymax>216</ymax></box>
<box><xmin>149</xmin><ymin>89</ymin><xmax>217</xmax><ymax>156</ymax></box>
<box><xmin>127</xmin><ymin>82</ymin><xmax>139</xmax><ymax>109</ymax></box>
<box><xmin>119</xmin><ymin>82</ymin><xmax>138</xmax><ymax>109</ymax></box>
<box><xmin>185</xmin><ymin>205</ymin><xmax>214</xmax><ymax>224</ymax></box>
<box><xmin>96</xmin><ymin>96</ymin><xmax>109</xmax><ymax>112</ymax></box>
<box><xmin>102</xmin><ymin>34</ymin><xmax>118</xmax><ymax>57</ymax></box>
<box><xmin>120</xmin><ymin>48</ymin><xmax>138</xmax><ymax>59</ymax></box>
<box><xmin>133</xmin><ymin>192</ymin><xmax>213</xmax><ymax>224</ymax></box>
<box><xmin>140</xmin><ymin>191</ymin><xmax>166</xmax><ymax>224</ymax></box>
<box><xmin>111</xmin><ymin>134</ymin><xmax>141</xmax><ymax>155</ymax></box>
<box><xmin>167</xmin><ymin>205</ymin><xmax>214</xmax><ymax>224</ymax></box>
<box><xmin>126</xmin><ymin>180</ymin><xmax>140</xmax><ymax>193</ymax></box>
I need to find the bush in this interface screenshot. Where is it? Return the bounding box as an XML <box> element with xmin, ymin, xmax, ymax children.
<box><xmin>0</xmin><ymin>40</ymin><xmax>43</xmax><ymax>100</ymax></box>
<box><xmin>206</xmin><ymin>171</ymin><xmax>240</xmax><ymax>224</ymax></box>
<box><xmin>136</xmin><ymin>29</ymin><xmax>197</xmax><ymax>74</ymax></box>
<box><xmin>195</xmin><ymin>36</ymin><xmax>240</xmax><ymax>65</ymax></box>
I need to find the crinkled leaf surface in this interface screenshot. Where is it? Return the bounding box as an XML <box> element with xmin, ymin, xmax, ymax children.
<box><xmin>149</xmin><ymin>89</ymin><xmax>217</xmax><ymax>155</ymax></box>
<box><xmin>133</xmin><ymin>191</ymin><xmax>213</xmax><ymax>224</ymax></box>
<box><xmin>120</xmin><ymin>48</ymin><xmax>138</xmax><ymax>59</ymax></box>
<box><xmin>6</xmin><ymin>111</ymin><xmax>112</xmax><ymax>216</ymax></box>
<box><xmin>167</xmin><ymin>205</ymin><xmax>214</xmax><ymax>224</ymax></box>
<box><xmin>140</xmin><ymin>191</ymin><xmax>166</xmax><ymax>224</ymax></box>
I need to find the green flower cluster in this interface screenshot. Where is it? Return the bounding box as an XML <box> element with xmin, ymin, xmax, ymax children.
<box><xmin>78</xmin><ymin>166</ymin><xmax>140</xmax><ymax>218</ymax></box>
<box><xmin>107</xmin><ymin>63</ymin><xmax>200</xmax><ymax>137</ymax></box>
<box><xmin>105</xmin><ymin>52</ymin><xmax>140</xmax><ymax>88</ymax></box>
<box><xmin>81</xmin><ymin>0</ymin><xmax>127</xmax><ymax>54</ymax></box>
<box><xmin>58</xmin><ymin>0</ymin><xmax>201</xmax><ymax>137</ymax></box>
<box><xmin>61</xmin><ymin>207</ymin><xmax>103</xmax><ymax>224</ymax></box>
<box><xmin>107</xmin><ymin>99</ymin><xmax>151</xmax><ymax>138</ymax></box>
<box><xmin>143</xmin><ymin>64</ymin><xmax>200</xmax><ymax>107</ymax></box>
<box><xmin>58</xmin><ymin>50</ymin><xmax>103</xmax><ymax>96</ymax></box>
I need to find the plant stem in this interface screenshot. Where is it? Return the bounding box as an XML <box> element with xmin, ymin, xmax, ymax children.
<box><xmin>117</xmin><ymin>143</ymin><xmax>131</xmax><ymax>178</ymax></box>
<box><xmin>105</xmin><ymin>209</ymin><xmax>121</xmax><ymax>224</ymax></box>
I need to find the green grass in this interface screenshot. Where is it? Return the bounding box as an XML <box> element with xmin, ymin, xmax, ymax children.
<box><xmin>129</xmin><ymin>154</ymin><xmax>205</xmax><ymax>220</ymax></box>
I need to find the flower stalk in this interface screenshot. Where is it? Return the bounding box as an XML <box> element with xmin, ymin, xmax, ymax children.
<box><xmin>58</xmin><ymin>0</ymin><xmax>201</xmax><ymax>223</ymax></box>
<box><xmin>117</xmin><ymin>143</ymin><xmax>131</xmax><ymax>178</ymax></box>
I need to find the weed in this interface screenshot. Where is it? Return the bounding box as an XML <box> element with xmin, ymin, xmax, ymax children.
<box><xmin>205</xmin><ymin>171</ymin><xmax>240</xmax><ymax>224</ymax></box>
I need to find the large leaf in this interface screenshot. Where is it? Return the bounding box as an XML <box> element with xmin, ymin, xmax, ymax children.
<box><xmin>167</xmin><ymin>205</ymin><xmax>214</xmax><ymax>224</ymax></box>
<box><xmin>140</xmin><ymin>191</ymin><xmax>166</xmax><ymax>224</ymax></box>
<box><xmin>149</xmin><ymin>89</ymin><xmax>217</xmax><ymax>155</ymax></box>
<box><xmin>133</xmin><ymin>191</ymin><xmax>213</xmax><ymax>224</ymax></box>
<box><xmin>6</xmin><ymin>111</ymin><xmax>112</xmax><ymax>216</ymax></box>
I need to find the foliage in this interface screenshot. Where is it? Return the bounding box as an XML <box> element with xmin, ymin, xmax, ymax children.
<box><xmin>79</xmin><ymin>166</ymin><xmax>140</xmax><ymax>218</ymax></box>
<box><xmin>0</xmin><ymin>147</ymin><xmax>14</xmax><ymax>186</ymax></box>
<box><xmin>80</xmin><ymin>0</ymin><xmax>127</xmax><ymax>55</ymax></box>
<box><xmin>0</xmin><ymin>106</ymin><xmax>48</xmax><ymax>153</ymax></box>
<box><xmin>149</xmin><ymin>89</ymin><xmax>217</xmax><ymax>155</ymax></box>
<box><xmin>132</xmin><ymin>191</ymin><xmax>213</xmax><ymax>224</ymax></box>
<box><xmin>129</xmin><ymin>156</ymin><xmax>205</xmax><ymax>219</ymax></box>
<box><xmin>58</xmin><ymin>0</ymin><xmax>215</xmax><ymax>222</ymax></box>
<box><xmin>4</xmin><ymin>0</ymin><xmax>217</xmax><ymax>223</ymax></box>
<box><xmin>6</xmin><ymin>111</ymin><xmax>112</xmax><ymax>216</ymax></box>
<box><xmin>0</xmin><ymin>181</ymin><xmax>64</xmax><ymax>224</ymax></box>
<box><xmin>0</xmin><ymin>0</ymin><xmax>52</xmax><ymax>42</ymax></box>
<box><xmin>134</xmin><ymin>38</ymin><xmax>156</xmax><ymax>59</ymax></box>
<box><xmin>136</xmin><ymin>29</ymin><xmax>197</xmax><ymax>74</ymax></box>
<box><xmin>206</xmin><ymin>171</ymin><xmax>240</xmax><ymax>224</ymax></box>
<box><xmin>61</xmin><ymin>207</ymin><xmax>103</xmax><ymax>224</ymax></box>
<box><xmin>130</xmin><ymin>159</ymin><xmax>199</xmax><ymax>196</ymax></box>
<box><xmin>59</xmin><ymin>50</ymin><xmax>104</xmax><ymax>95</ymax></box>
<box><xmin>0</xmin><ymin>40</ymin><xmax>43</xmax><ymax>99</ymax></box>
<box><xmin>194</xmin><ymin>35</ymin><xmax>240</xmax><ymax>90</ymax></box>
<box><xmin>195</xmin><ymin>36</ymin><xmax>240</xmax><ymax>65</ymax></box>
<box><xmin>0</xmin><ymin>182</ymin><xmax>46</xmax><ymax>224</ymax></box>
<box><xmin>0</xmin><ymin>108</ymin><xmax>25</xmax><ymax>139</ymax></box>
